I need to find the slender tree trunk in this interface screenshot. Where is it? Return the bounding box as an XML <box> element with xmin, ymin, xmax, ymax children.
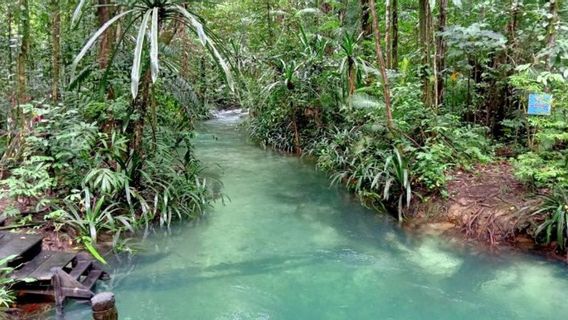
<box><xmin>16</xmin><ymin>0</ymin><xmax>30</xmax><ymax>106</ymax></box>
<box><xmin>181</xmin><ymin>30</ymin><xmax>192</xmax><ymax>79</ymax></box>
<box><xmin>128</xmin><ymin>21</ymin><xmax>181</xmax><ymax>187</ymax></box>
<box><xmin>291</xmin><ymin>103</ymin><xmax>301</xmax><ymax>155</ymax></box>
<box><xmin>369</xmin><ymin>0</ymin><xmax>394</xmax><ymax>129</ymax></box>
<box><xmin>419</xmin><ymin>0</ymin><xmax>433</xmax><ymax>108</ymax></box>
<box><xmin>97</xmin><ymin>0</ymin><xmax>114</xmax><ymax>70</ymax></box>
<box><xmin>129</xmin><ymin>71</ymin><xmax>151</xmax><ymax>187</ymax></box>
<box><xmin>7</xmin><ymin>8</ymin><xmax>13</xmax><ymax>79</ymax></box>
<box><xmin>545</xmin><ymin>0</ymin><xmax>559</xmax><ymax>69</ymax></box>
<box><xmin>348</xmin><ymin>58</ymin><xmax>356</xmax><ymax>96</ymax></box>
<box><xmin>361</xmin><ymin>0</ymin><xmax>372</xmax><ymax>37</ymax></box>
<box><xmin>385</xmin><ymin>0</ymin><xmax>392</xmax><ymax>68</ymax></box>
<box><xmin>50</xmin><ymin>0</ymin><xmax>61</xmax><ymax>101</ymax></box>
<box><xmin>435</xmin><ymin>0</ymin><xmax>447</xmax><ymax>108</ymax></box>
<box><xmin>392</xmin><ymin>0</ymin><xmax>399</xmax><ymax>70</ymax></box>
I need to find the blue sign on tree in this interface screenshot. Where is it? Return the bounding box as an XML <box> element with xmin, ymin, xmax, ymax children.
<box><xmin>527</xmin><ymin>93</ymin><xmax>553</xmax><ymax>115</ymax></box>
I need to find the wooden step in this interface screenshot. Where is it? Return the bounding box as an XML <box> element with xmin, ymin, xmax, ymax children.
<box><xmin>69</xmin><ymin>260</ymin><xmax>92</xmax><ymax>280</ymax></box>
<box><xmin>81</xmin><ymin>269</ymin><xmax>103</xmax><ymax>290</ymax></box>
<box><xmin>12</xmin><ymin>251</ymin><xmax>76</xmax><ymax>281</ymax></box>
<box><xmin>0</xmin><ymin>232</ymin><xmax>43</xmax><ymax>267</ymax></box>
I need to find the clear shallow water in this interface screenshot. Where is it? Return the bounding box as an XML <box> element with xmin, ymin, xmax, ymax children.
<box><xmin>63</xmin><ymin>115</ymin><xmax>568</xmax><ymax>319</ymax></box>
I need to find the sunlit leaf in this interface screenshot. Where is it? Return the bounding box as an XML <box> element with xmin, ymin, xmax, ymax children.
<box><xmin>132</xmin><ymin>10</ymin><xmax>152</xmax><ymax>98</ymax></box>
<box><xmin>150</xmin><ymin>7</ymin><xmax>160</xmax><ymax>83</ymax></box>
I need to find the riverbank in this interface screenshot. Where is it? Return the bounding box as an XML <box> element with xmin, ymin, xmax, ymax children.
<box><xmin>66</xmin><ymin>117</ymin><xmax>568</xmax><ymax>319</ymax></box>
<box><xmin>408</xmin><ymin>161</ymin><xmax>568</xmax><ymax>262</ymax></box>
<box><xmin>242</xmin><ymin>109</ymin><xmax>561</xmax><ymax>262</ymax></box>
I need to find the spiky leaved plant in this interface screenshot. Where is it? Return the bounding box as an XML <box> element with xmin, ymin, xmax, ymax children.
<box><xmin>71</xmin><ymin>0</ymin><xmax>233</xmax><ymax>186</ymax></box>
<box><xmin>72</xmin><ymin>0</ymin><xmax>232</xmax><ymax>98</ymax></box>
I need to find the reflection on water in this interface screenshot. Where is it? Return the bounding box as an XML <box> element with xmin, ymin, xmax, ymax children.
<box><xmin>61</xmin><ymin>114</ymin><xmax>568</xmax><ymax>319</ymax></box>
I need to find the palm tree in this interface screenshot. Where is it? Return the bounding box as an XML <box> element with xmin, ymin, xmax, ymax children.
<box><xmin>72</xmin><ymin>0</ymin><xmax>233</xmax><ymax>186</ymax></box>
<box><xmin>338</xmin><ymin>32</ymin><xmax>366</xmax><ymax>97</ymax></box>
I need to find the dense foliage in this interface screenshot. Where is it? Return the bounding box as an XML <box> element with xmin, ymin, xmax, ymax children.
<box><xmin>0</xmin><ymin>0</ymin><xmax>230</xmax><ymax>263</ymax></box>
<box><xmin>0</xmin><ymin>0</ymin><xmax>566</xmax><ymax>311</ymax></box>
<box><xmin>197</xmin><ymin>0</ymin><xmax>567</xmax><ymax>245</ymax></box>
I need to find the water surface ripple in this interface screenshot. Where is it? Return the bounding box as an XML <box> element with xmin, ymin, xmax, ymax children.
<box><xmin>65</xmin><ymin>114</ymin><xmax>568</xmax><ymax>319</ymax></box>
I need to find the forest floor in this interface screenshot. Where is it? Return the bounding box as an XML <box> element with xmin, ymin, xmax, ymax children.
<box><xmin>0</xmin><ymin>195</ymin><xmax>76</xmax><ymax>252</ymax></box>
<box><xmin>408</xmin><ymin>161</ymin><xmax>565</xmax><ymax>260</ymax></box>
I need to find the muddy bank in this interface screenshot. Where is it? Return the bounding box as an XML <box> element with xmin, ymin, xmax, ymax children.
<box><xmin>407</xmin><ymin>162</ymin><xmax>565</xmax><ymax>262</ymax></box>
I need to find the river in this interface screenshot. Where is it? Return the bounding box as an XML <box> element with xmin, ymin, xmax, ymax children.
<box><xmin>62</xmin><ymin>112</ymin><xmax>568</xmax><ymax>319</ymax></box>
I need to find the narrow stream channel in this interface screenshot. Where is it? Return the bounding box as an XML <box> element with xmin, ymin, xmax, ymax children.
<box><xmin>64</xmin><ymin>113</ymin><xmax>568</xmax><ymax>319</ymax></box>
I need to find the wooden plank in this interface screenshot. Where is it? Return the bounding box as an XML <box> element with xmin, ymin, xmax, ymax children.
<box><xmin>29</xmin><ymin>252</ymin><xmax>76</xmax><ymax>281</ymax></box>
<box><xmin>17</xmin><ymin>288</ymin><xmax>54</xmax><ymax>296</ymax></box>
<box><xmin>12</xmin><ymin>251</ymin><xmax>76</xmax><ymax>281</ymax></box>
<box><xmin>53</xmin><ymin>268</ymin><xmax>94</xmax><ymax>299</ymax></box>
<box><xmin>0</xmin><ymin>232</ymin><xmax>43</xmax><ymax>267</ymax></box>
<box><xmin>61</xmin><ymin>287</ymin><xmax>93</xmax><ymax>299</ymax></box>
<box><xmin>69</xmin><ymin>260</ymin><xmax>92</xmax><ymax>280</ymax></box>
<box><xmin>82</xmin><ymin>269</ymin><xmax>103</xmax><ymax>290</ymax></box>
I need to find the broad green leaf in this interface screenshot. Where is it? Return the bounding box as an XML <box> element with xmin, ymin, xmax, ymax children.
<box><xmin>150</xmin><ymin>7</ymin><xmax>160</xmax><ymax>83</ymax></box>
<box><xmin>174</xmin><ymin>5</ymin><xmax>234</xmax><ymax>91</ymax></box>
<box><xmin>175</xmin><ymin>5</ymin><xmax>206</xmax><ymax>45</ymax></box>
<box><xmin>132</xmin><ymin>10</ymin><xmax>152</xmax><ymax>99</ymax></box>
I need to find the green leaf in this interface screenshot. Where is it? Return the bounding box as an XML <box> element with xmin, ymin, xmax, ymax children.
<box><xmin>132</xmin><ymin>10</ymin><xmax>152</xmax><ymax>99</ymax></box>
<box><xmin>72</xmin><ymin>10</ymin><xmax>134</xmax><ymax>75</ymax></box>
<box><xmin>71</xmin><ymin>0</ymin><xmax>87</xmax><ymax>27</ymax></box>
<box><xmin>174</xmin><ymin>5</ymin><xmax>234</xmax><ymax>91</ymax></box>
<box><xmin>81</xmin><ymin>237</ymin><xmax>107</xmax><ymax>265</ymax></box>
<box><xmin>150</xmin><ymin>7</ymin><xmax>160</xmax><ymax>83</ymax></box>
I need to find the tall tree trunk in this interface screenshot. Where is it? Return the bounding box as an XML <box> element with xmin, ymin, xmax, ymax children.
<box><xmin>97</xmin><ymin>0</ymin><xmax>114</xmax><ymax>70</ymax></box>
<box><xmin>7</xmin><ymin>8</ymin><xmax>12</xmax><ymax>75</ymax></box>
<box><xmin>348</xmin><ymin>58</ymin><xmax>356</xmax><ymax>96</ymax></box>
<box><xmin>435</xmin><ymin>0</ymin><xmax>447</xmax><ymax>108</ymax></box>
<box><xmin>129</xmin><ymin>71</ymin><xmax>151</xmax><ymax>187</ymax></box>
<box><xmin>392</xmin><ymin>0</ymin><xmax>399</xmax><ymax>70</ymax></box>
<box><xmin>369</xmin><ymin>0</ymin><xmax>394</xmax><ymax>129</ymax></box>
<box><xmin>545</xmin><ymin>0</ymin><xmax>559</xmax><ymax>69</ymax></box>
<box><xmin>419</xmin><ymin>0</ymin><xmax>433</xmax><ymax>108</ymax></box>
<box><xmin>181</xmin><ymin>30</ymin><xmax>192</xmax><ymax>79</ymax></box>
<box><xmin>361</xmin><ymin>0</ymin><xmax>372</xmax><ymax>37</ymax></box>
<box><xmin>385</xmin><ymin>0</ymin><xmax>392</xmax><ymax>68</ymax></box>
<box><xmin>50</xmin><ymin>0</ymin><xmax>61</xmax><ymax>101</ymax></box>
<box><xmin>16</xmin><ymin>0</ymin><xmax>30</xmax><ymax>106</ymax></box>
<box><xmin>128</xmin><ymin>21</ymin><xmax>181</xmax><ymax>188</ymax></box>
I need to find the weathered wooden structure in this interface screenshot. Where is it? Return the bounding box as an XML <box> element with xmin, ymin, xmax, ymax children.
<box><xmin>91</xmin><ymin>292</ymin><xmax>118</xmax><ymax>320</ymax></box>
<box><xmin>0</xmin><ymin>231</ymin><xmax>108</xmax><ymax>318</ymax></box>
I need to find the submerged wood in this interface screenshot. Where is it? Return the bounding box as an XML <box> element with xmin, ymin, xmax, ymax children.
<box><xmin>92</xmin><ymin>292</ymin><xmax>118</xmax><ymax>320</ymax></box>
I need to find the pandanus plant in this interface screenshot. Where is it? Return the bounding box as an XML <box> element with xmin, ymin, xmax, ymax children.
<box><xmin>72</xmin><ymin>0</ymin><xmax>233</xmax><ymax>98</ymax></box>
<box><xmin>262</xmin><ymin>60</ymin><xmax>303</xmax><ymax>153</ymax></box>
<box><xmin>72</xmin><ymin>0</ymin><xmax>233</xmax><ymax>186</ymax></box>
<box><xmin>338</xmin><ymin>32</ymin><xmax>366</xmax><ymax>97</ymax></box>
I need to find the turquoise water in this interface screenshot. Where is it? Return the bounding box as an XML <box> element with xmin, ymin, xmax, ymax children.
<box><xmin>64</xmin><ymin>114</ymin><xmax>568</xmax><ymax>319</ymax></box>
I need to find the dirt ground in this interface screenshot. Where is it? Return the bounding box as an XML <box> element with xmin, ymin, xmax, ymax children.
<box><xmin>0</xmin><ymin>194</ymin><xmax>77</xmax><ymax>252</ymax></box>
<box><xmin>409</xmin><ymin>161</ymin><xmax>551</xmax><ymax>254</ymax></box>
